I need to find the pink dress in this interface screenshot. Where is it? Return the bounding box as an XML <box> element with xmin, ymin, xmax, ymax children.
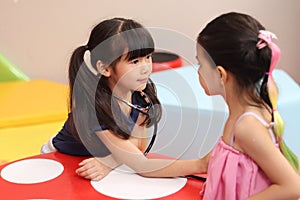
<box><xmin>200</xmin><ymin>112</ymin><xmax>277</xmax><ymax>200</ymax></box>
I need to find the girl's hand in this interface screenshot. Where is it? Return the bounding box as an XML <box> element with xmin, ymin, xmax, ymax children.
<box><xmin>76</xmin><ymin>157</ymin><xmax>112</xmax><ymax>181</ymax></box>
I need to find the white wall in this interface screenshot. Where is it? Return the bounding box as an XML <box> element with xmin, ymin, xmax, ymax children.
<box><xmin>1</xmin><ymin>0</ymin><xmax>299</xmax><ymax>84</ymax></box>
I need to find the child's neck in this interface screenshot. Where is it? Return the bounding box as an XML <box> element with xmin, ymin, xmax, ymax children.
<box><xmin>113</xmin><ymin>88</ymin><xmax>132</xmax><ymax>102</ymax></box>
<box><xmin>113</xmin><ymin>90</ymin><xmax>133</xmax><ymax>117</ymax></box>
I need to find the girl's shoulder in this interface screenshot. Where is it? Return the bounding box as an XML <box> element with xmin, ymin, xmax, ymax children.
<box><xmin>234</xmin><ymin>111</ymin><xmax>273</xmax><ymax>134</ymax></box>
<box><xmin>237</xmin><ymin>112</ymin><xmax>271</xmax><ymax>126</ymax></box>
<box><xmin>233</xmin><ymin>111</ymin><xmax>274</xmax><ymax>152</ymax></box>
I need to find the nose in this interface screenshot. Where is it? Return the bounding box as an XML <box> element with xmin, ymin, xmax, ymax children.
<box><xmin>140</xmin><ymin>58</ymin><xmax>152</xmax><ymax>74</ymax></box>
<box><xmin>141</xmin><ymin>64</ymin><xmax>151</xmax><ymax>75</ymax></box>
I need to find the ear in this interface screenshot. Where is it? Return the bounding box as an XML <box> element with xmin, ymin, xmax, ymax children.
<box><xmin>96</xmin><ymin>60</ymin><xmax>111</xmax><ymax>77</ymax></box>
<box><xmin>216</xmin><ymin>66</ymin><xmax>227</xmax><ymax>84</ymax></box>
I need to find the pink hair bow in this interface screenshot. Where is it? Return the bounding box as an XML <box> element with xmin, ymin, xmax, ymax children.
<box><xmin>256</xmin><ymin>30</ymin><xmax>281</xmax><ymax>75</ymax></box>
<box><xmin>256</xmin><ymin>30</ymin><xmax>278</xmax><ymax>49</ymax></box>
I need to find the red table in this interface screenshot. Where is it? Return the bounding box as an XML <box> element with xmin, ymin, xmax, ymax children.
<box><xmin>0</xmin><ymin>152</ymin><xmax>204</xmax><ymax>200</ymax></box>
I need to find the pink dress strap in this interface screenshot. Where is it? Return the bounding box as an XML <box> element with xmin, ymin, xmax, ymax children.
<box><xmin>201</xmin><ymin>112</ymin><xmax>278</xmax><ymax>199</ymax></box>
<box><xmin>230</xmin><ymin>112</ymin><xmax>276</xmax><ymax>147</ymax></box>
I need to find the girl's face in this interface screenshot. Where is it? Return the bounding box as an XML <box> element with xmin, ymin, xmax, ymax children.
<box><xmin>109</xmin><ymin>53</ymin><xmax>152</xmax><ymax>94</ymax></box>
<box><xmin>196</xmin><ymin>43</ymin><xmax>224</xmax><ymax>96</ymax></box>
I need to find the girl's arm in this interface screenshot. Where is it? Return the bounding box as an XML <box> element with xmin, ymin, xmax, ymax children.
<box><xmin>95</xmin><ymin>129</ymin><xmax>209</xmax><ymax>178</ymax></box>
<box><xmin>235</xmin><ymin>117</ymin><xmax>300</xmax><ymax>200</ymax></box>
<box><xmin>77</xmin><ymin>115</ymin><xmax>209</xmax><ymax>180</ymax></box>
<box><xmin>76</xmin><ymin>129</ymin><xmax>210</xmax><ymax>180</ymax></box>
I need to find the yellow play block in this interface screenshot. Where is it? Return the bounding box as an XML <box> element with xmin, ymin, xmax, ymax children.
<box><xmin>0</xmin><ymin>79</ymin><xmax>69</xmax><ymax>128</ymax></box>
<box><xmin>0</xmin><ymin>120</ymin><xmax>65</xmax><ymax>164</ymax></box>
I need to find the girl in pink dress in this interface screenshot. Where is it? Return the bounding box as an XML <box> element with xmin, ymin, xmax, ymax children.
<box><xmin>196</xmin><ymin>12</ymin><xmax>300</xmax><ymax>199</ymax></box>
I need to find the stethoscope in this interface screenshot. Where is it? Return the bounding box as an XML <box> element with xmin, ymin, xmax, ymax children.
<box><xmin>113</xmin><ymin>92</ymin><xmax>207</xmax><ymax>182</ymax></box>
<box><xmin>113</xmin><ymin>91</ymin><xmax>207</xmax><ymax>182</ymax></box>
<box><xmin>112</xmin><ymin>91</ymin><xmax>157</xmax><ymax>156</ymax></box>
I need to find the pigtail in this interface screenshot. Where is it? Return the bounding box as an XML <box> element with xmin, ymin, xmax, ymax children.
<box><xmin>68</xmin><ymin>45</ymin><xmax>100</xmax><ymax>141</ymax></box>
<box><xmin>68</xmin><ymin>45</ymin><xmax>90</xmax><ymax>112</ymax></box>
<box><xmin>257</xmin><ymin>31</ymin><xmax>299</xmax><ymax>171</ymax></box>
<box><xmin>268</xmin><ymin>70</ymin><xmax>299</xmax><ymax>171</ymax></box>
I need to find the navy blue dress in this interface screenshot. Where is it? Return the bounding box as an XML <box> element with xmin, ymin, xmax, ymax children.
<box><xmin>52</xmin><ymin>92</ymin><xmax>143</xmax><ymax>156</ymax></box>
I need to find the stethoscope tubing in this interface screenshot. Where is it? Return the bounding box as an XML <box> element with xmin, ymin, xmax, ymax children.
<box><xmin>144</xmin><ymin>120</ymin><xmax>157</xmax><ymax>156</ymax></box>
<box><xmin>112</xmin><ymin>92</ymin><xmax>157</xmax><ymax>156</ymax></box>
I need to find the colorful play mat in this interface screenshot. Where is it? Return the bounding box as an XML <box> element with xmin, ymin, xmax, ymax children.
<box><xmin>0</xmin><ymin>53</ymin><xmax>68</xmax><ymax>164</ymax></box>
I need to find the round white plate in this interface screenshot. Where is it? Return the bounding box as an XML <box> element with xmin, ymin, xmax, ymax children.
<box><xmin>91</xmin><ymin>165</ymin><xmax>187</xmax><ymax>199</ymax></box>
<box><xmin>0</xmin><ymin>158</ymin><xmax>64</xmax><ymax>184</ymax></box>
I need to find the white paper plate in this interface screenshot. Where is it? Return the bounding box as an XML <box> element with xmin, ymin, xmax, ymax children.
<box><xmin>91</xmin><ymin>165</ymin><xmax>187</xmax><ymax>199</ymax></box>
<box><xmin>0</xmin><ymin>158</ymin><xmax>64</xmax><ymax>184</ymax></box>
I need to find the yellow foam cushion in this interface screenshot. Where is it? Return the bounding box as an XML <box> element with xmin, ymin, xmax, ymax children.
<box><xmin>0</xmin><ymin>120</ymin><xmax>65</xmax><ymax>164</ymax></box>
<box><xmin>0</xmin><ymin>80</ymin><xmax>68</xmax><ymax>128</ymax></box>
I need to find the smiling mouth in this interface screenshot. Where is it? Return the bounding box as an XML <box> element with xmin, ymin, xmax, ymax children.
<box><xmin>138</xmin><ymin>78</ymin><xmax>148</xmax><ymax>83</ymax></box>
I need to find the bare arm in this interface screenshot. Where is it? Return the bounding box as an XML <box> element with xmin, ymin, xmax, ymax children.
<box><xmin>96</xmin><ymin>129</ymin><xmax>208</xmax><ymax>178</ymax></box>
<box><xmin>235</xmin><ymin>117</ymin><xmax>300</xmax><ymax>199</ymax></box>
<box><xmin>76</xmin><ymin>115</ymin><xmax>209</xmax><ymax>181</ymax></box>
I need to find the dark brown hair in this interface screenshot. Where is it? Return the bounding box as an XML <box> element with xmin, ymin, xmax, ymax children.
<box><xmin>198</xmin><ymin>12</ymin><xmax>299</xmax><ymax>171</ymax></box>
<box><xmin>68</xmin><ymin>18</ymin><xmax>162</xmax><ymax>146</ymax></box>
<box><xmin>197</xmin><ymin>12</ymin><xmax>272</xmax><ymax>109</ymax></box>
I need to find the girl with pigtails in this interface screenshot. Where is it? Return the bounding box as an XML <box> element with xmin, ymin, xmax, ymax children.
<box><xmin>41</xmin><ymin>17</ymin><xmax>209</xmax><ymax>181</ymax></box>
<box><xmin>196</xmin><ymin>12</ymin><xmax>300</xmax><ymax>199</ymax></box>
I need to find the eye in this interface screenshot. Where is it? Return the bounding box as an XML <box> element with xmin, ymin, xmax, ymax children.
<box><xmin>131</xmin><ymin>59</ymin><xmax>139</xmax><ymax>64</ymax></box>
<box><xmin>146</xmin><ymin>54</ymin><xmax>152</xmax><ymax>59</ymax></box>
